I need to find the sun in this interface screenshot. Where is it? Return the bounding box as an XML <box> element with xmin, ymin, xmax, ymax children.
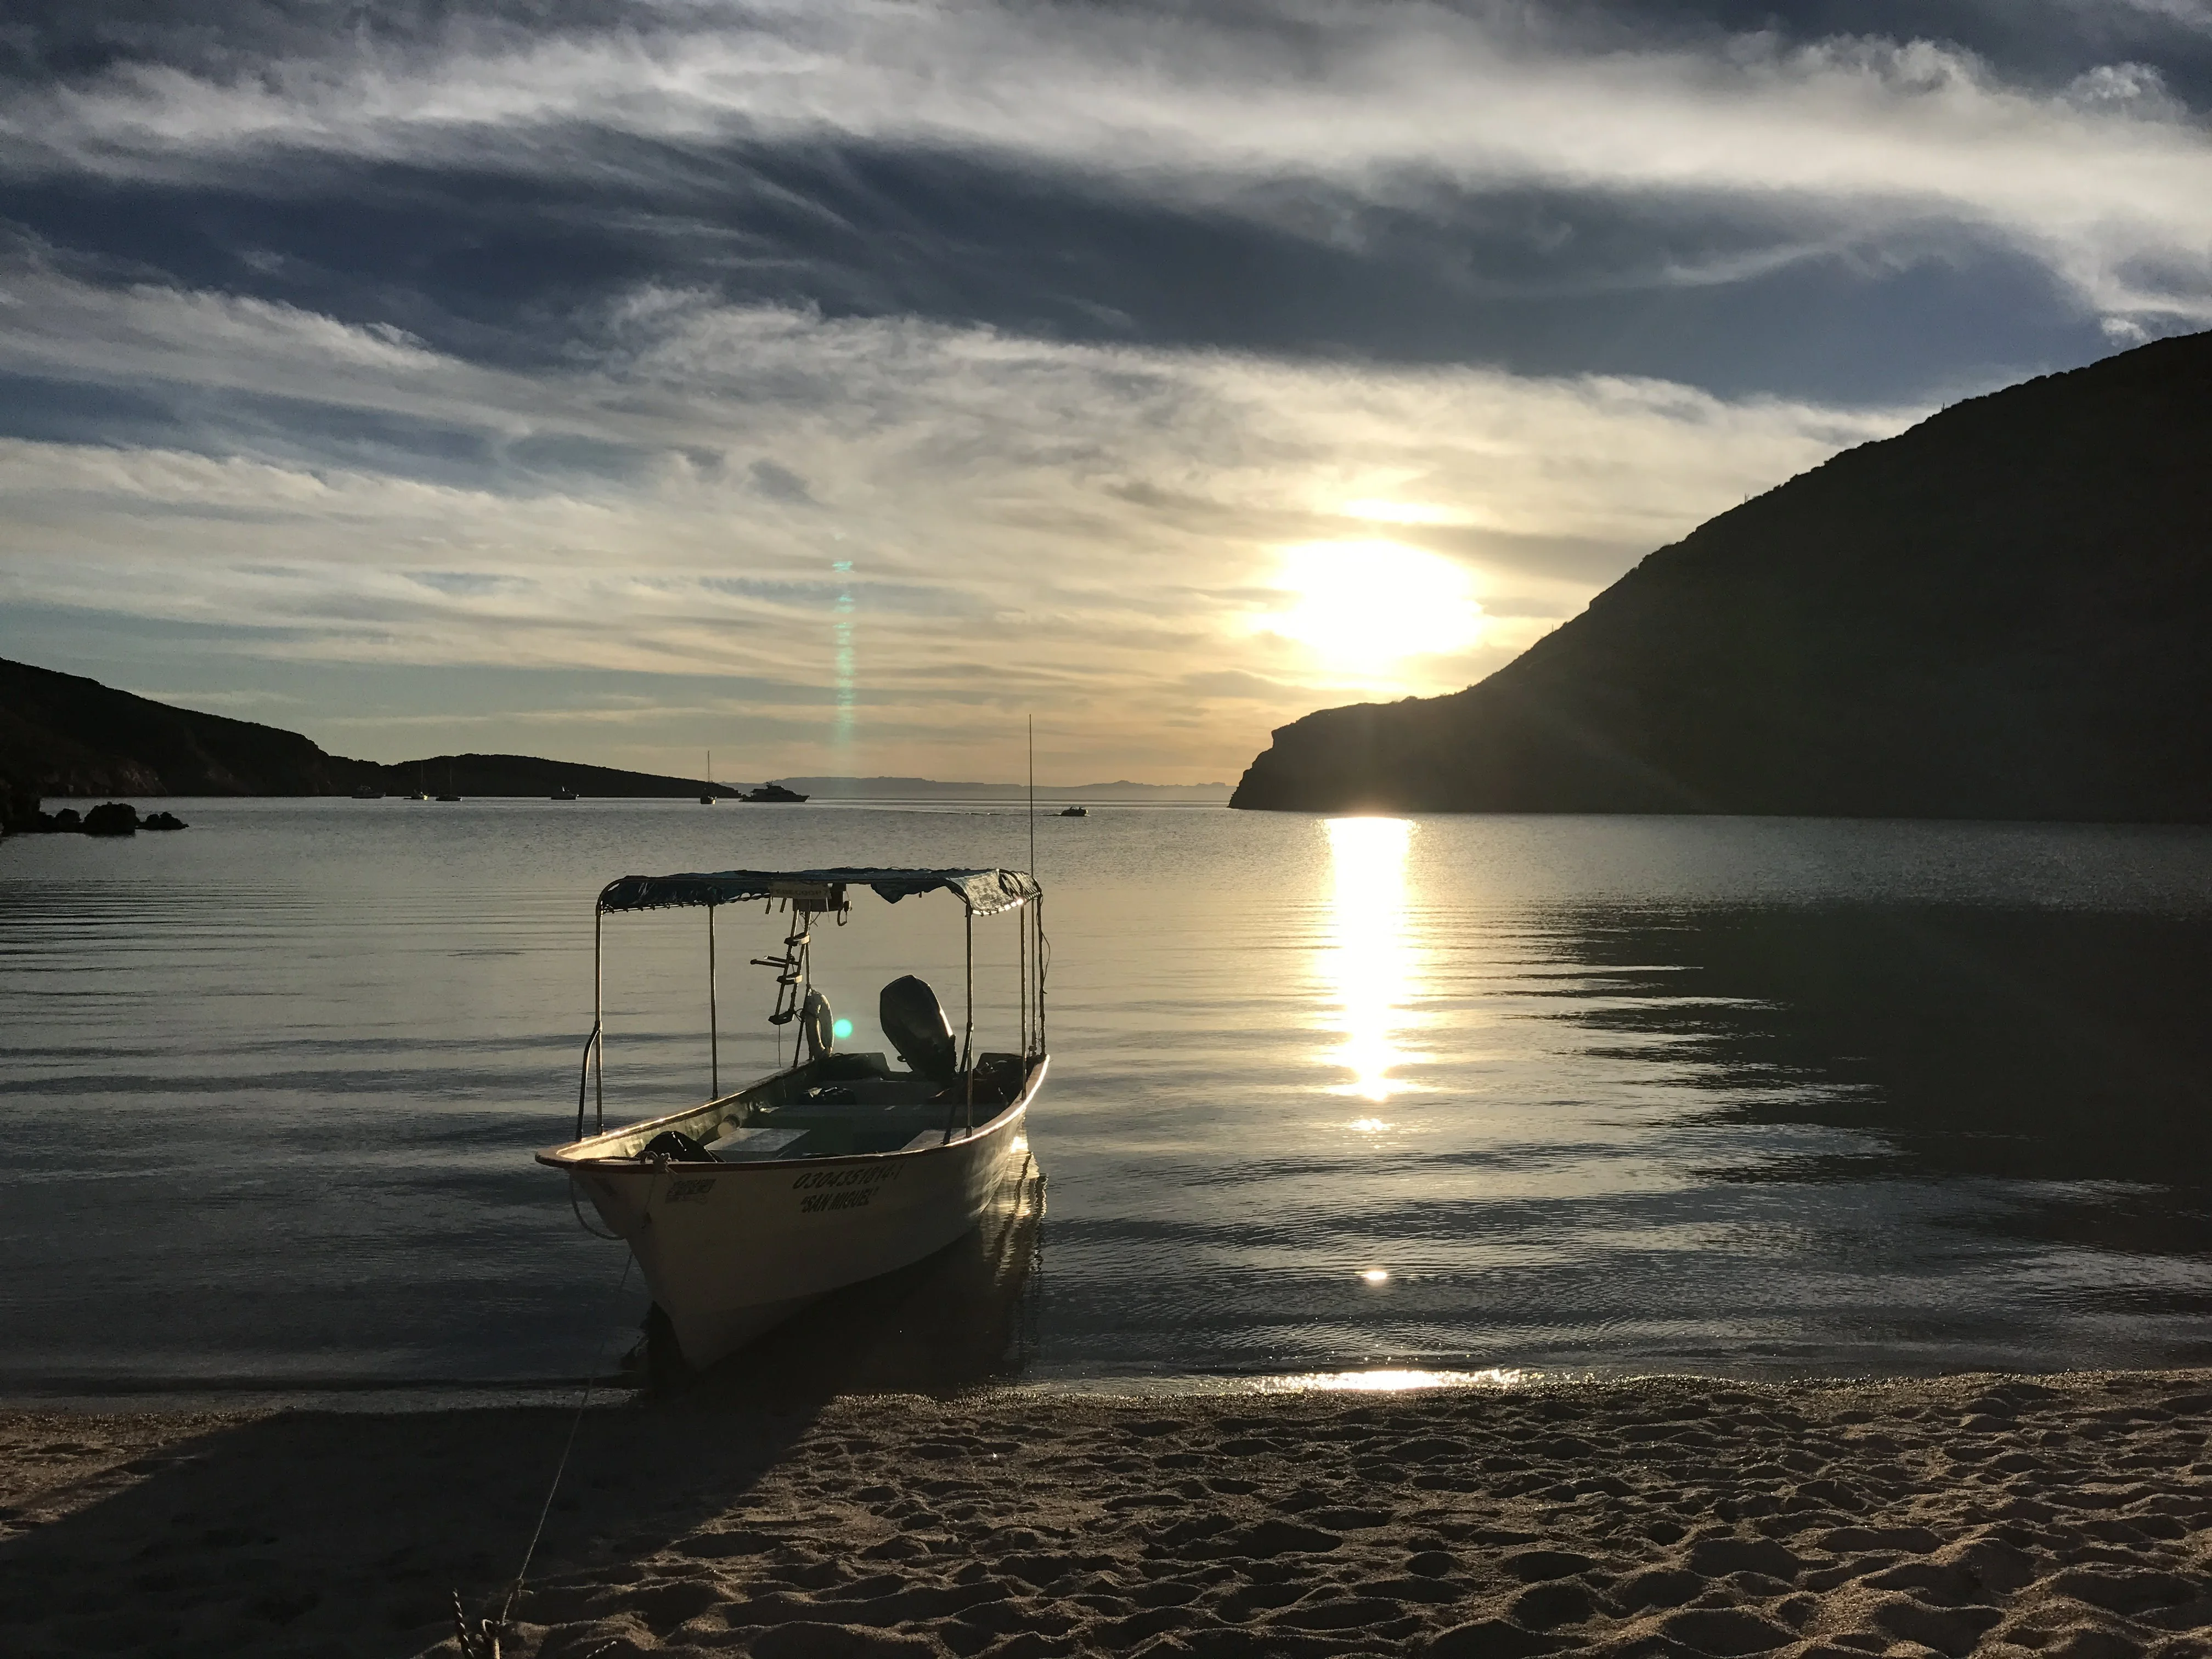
<box><xmin>1259</xmin><ymin>541</ymin><xmax>1484</xmax><ymax>673</ymax></box>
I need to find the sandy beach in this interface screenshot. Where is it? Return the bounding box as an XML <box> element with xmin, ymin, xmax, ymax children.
<box><xmin>7</xmin><ymin>1368</ymin><xmax>2212</xmax><ymax>1658</ymax></box>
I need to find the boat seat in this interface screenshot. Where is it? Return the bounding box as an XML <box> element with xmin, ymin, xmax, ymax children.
<box><xmin>801</xmin><ymin>1051</ymin><xmax>893</xmax><ymax>1082</ymax></box>
<box><xmin>704</xmin><ymin>1124</ymin><xmax>806</xmax><ymax>1160</ymax></box>
<box><xmin>801</xmin><ymin>1075</ymin><xmax>939</xmax><ymax>1108</ymax></box>
<box><xmin>765</xmin><ymin>1112</ymin><xmax>943</xmax><ymax>1158</ymax></box>
<box><xmin>901</xmin><ymin>1126</ymin><xmax>968</xmax><ymax>1151</ymax></box>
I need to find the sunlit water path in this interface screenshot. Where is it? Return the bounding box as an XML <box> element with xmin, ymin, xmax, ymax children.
<box><xmin>4</xmin><ymin>800</ymin><xmax>2211</xmax><ymax>1401</ymax></box>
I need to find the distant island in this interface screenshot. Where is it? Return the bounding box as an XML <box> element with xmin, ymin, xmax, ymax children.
<box><xmin>0</xmin><ymin>657</ymin><xmax>1227</xmax><ymax>830</ymax></box>
<box><xmin>1231</xmin><ymin>328</ymin><xmax>2212</xmax><ymax>822</ymax></box>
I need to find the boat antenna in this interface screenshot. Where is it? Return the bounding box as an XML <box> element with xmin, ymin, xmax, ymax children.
<box><xmin>1026</xmin><ymin>714</ymin><xmax>1037</xmax><ymax>1062</ymax></box>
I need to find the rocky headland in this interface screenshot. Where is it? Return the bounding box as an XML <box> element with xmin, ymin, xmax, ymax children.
<box><xmin>1232</xmin><ymin>330</ymin><xmax>2212</xmax><ymax>821</ymax></box>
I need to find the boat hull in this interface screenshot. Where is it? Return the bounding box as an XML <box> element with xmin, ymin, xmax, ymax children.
<box><xmin>551</xmin><ymin>1072</ymin><xmax>1042</xmax><ymax>1369</ymax></box>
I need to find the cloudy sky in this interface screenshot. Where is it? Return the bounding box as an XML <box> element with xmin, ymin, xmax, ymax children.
<box><xmin>2</xmin><ymin>2</ymin><xmax>2208</xmax><ymax>783</ymax></box>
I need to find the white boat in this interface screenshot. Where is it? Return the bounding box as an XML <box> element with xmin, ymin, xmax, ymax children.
<box><xmin>537</xmin><ymin>866</ymin><xmax>1049</xmax><ymax>1372</ymax></box>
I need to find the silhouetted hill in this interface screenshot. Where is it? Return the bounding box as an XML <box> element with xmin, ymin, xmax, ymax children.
<box><xmin>0</xmin><ymin>659</ymin><xmax>714</xmax><ymax>821</ymax></box>
<box><xmin>1232</xmin><ymin>330</ymin><xmax>2212</xmax><ymax>821</ymax></box>
<box><xmin>0</xmin><ymin>657</ymin><xmax>377</xmax><ymax>801</ymax></box>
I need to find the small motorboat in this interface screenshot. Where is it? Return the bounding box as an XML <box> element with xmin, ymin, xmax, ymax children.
<box><xmin>551</xmin><ymin>786</ymin><xmax>579</xmax><ymax>801</ymax></box>
<box><xmin>539</xmin><ymin>865</ymin><xmax>1049</xmax><ymax>1370</ymax></box>
<box><xmin>1058</xmin><ymin>805</ymin><xmax>1087</xmax><ymax>817</ymax></box>
<box><xmin>741</xmin><ymin>783</ymin><xmax>808</xmax><ymax>803</ymax></box>
<box><xmin>351</xmin><ymin>784</ymin><xmax>384</xmax><ymax>799</ymax></box>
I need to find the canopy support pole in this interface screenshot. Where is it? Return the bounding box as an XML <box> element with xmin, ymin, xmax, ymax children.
<box><xmin>574</xmin><ymin>1022</ymin><xmax>600</xmax><ymax>1143</ymax></box>
<box><xmin>707</xmin><ymin>902</ymin><xmax>718</xmax><ymax>1100</ymax></box>
<box><xmin>963</xmin><ymin>905</ymin><xmax>975</xmax><ymax>1133</ymax></box>
<box><xmin>592</xmin><ymin>906</ymin><xmax>605</xmax><ymax>1132</ymax></box>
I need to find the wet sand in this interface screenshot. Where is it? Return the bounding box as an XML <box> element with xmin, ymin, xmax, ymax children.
<box><xmin>6</xmin><ymin>1369</ymin><xmax>2212</xmax><ymax>1658</ymax></box>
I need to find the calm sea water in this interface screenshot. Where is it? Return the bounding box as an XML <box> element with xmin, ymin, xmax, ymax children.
<box><xmin>4</xmin><ymin>799</ymin><xmax>2212</xmax><ymax>1402</ymax></box>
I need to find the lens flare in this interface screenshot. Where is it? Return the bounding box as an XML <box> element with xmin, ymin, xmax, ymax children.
<box><xmin>831</xmin><ymin>558</ymin><xmax>856</xmax><ymax>757</ymax></box>
<box><xmin>832</xmin><ymin>1017</ymin><xmax>854</xmax><ymax>1040</ymax></box>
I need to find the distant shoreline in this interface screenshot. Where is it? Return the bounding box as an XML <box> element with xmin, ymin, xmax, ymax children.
<box><xmin>22</xmin><ymin>792</ymin><xmax>1232</xmax><ymax>806</ymax></box>
<box><xmin>0</xmin><ymin>655</ymin><xmax>1232</xmax><ymax>823</ymax></box>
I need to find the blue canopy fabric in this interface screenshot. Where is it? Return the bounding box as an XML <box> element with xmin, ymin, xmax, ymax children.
<box><xmin>595</xmin><ymin>866</ymin><xmax>1040</xmax><ymax>917</ymax></box>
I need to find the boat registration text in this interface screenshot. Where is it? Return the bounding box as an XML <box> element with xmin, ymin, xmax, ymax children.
<box><xmin>792</xmin><ymin>1164</ymin><xmax>903</xmax><ymax>1214</ymax></box>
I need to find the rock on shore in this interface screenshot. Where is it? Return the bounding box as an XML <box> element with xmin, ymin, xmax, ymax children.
<box><xmin>3</xmin><ymin>802</ymin><xmax>187</xmax><ymax>836</ymax></box>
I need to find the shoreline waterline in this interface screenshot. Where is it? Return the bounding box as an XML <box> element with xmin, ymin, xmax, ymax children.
<box><xmin>3</xmin><ymin>1355</ymin><xmax>2198</xmax><ymax>1415</ymax></box>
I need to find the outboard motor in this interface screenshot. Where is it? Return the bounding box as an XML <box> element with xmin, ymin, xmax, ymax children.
<box><xmin>879</xmin><ymin>974</ymin><xmax>957</xmax><ymax>1085</ymax></box>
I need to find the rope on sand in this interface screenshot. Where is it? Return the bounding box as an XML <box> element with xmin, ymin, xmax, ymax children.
<box><xmin>453</xmin><ymin>1206</ymin><xmax>648</xmax><ymax>1657</ymax></box>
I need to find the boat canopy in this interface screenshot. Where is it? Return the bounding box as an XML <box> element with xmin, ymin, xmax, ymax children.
<box><xmin>596</xmin><ymin>866</ymin><xmax>1040</xmax><ymax>918</ymax></box>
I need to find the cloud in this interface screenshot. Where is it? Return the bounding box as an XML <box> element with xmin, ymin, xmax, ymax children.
<box><xmin>4</xmin><ymin>2</ymin><xmax>2198</xmax><ymax>776</ymax></box>
<box><xmin>0</xmin><ymin>258</ymin><xmax>1912</xmax><ymax>776</ymax></box>
<box><xmin>3</xmin><ymin>3</ymin><xmax>2208</xmax><ymax>333</ymax></box>
<box><xmin>749</xmin><ymin>457</ymin><xmax>814</xmax><ymax>503</ymax></box>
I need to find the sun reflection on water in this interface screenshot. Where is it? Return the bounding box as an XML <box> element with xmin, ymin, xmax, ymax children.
<box><xmin>1322</xmin><ymin>816</ymin><xmax>1420</xmax><ymax>1102</ymax></box>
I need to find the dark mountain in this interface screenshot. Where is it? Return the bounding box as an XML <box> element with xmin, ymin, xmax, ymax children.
<box><xmin>1232</xmin><ymin>329</ymin><xmax>2212</xmax><ymax>821</ymax></box>
<box><xmin>0</xmin><ymin>656</ymin><xmax>377</xmax><ymax>802</ymax></box>
<box><xmin>0</xmin><ymin>658</ymin><xmax>714</xmax><ymax>824</ymax></box>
